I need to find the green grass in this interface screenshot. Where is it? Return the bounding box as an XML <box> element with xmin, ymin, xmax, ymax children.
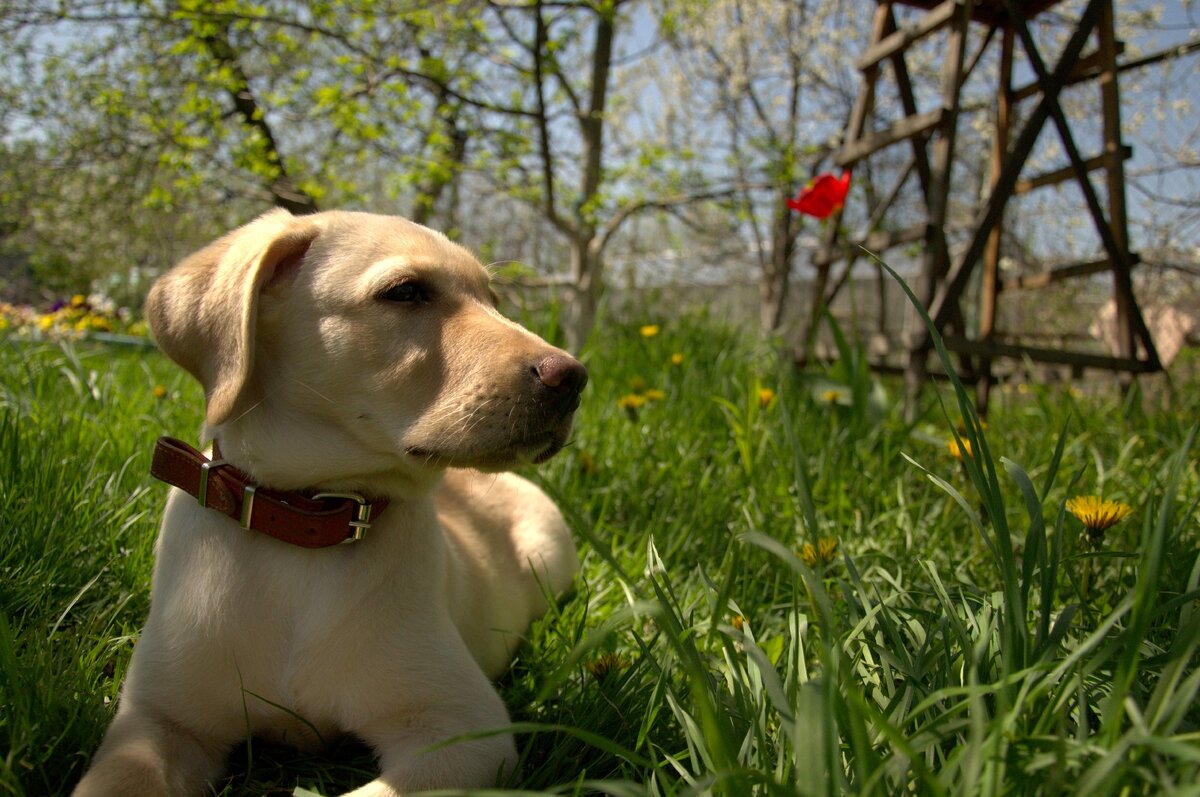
<box><xmin>1</xmin><ymin>308</ymin><xmax>1198</xmax><ymax>796</ymax></box>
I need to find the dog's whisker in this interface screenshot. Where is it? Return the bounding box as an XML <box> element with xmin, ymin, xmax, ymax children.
<box><xmin>287</xmin><ymin>377</ymin><xmax>338</xmax><ymax>405</ymax></box>
<box><xmin>421</xmin><ymin>396</ymin><xmax>499</xmax><ymax>428</ymax></box>
<box><xmin>226</xmin><ymin>392</ymin><xmax>272</xmax><ymax>425</ymax></box>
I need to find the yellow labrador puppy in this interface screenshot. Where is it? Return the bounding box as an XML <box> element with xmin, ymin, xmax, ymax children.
<box><xmin>74</xmin><ymin>209</ymin><xmax>585</xmax><ymax>795</ymax></box>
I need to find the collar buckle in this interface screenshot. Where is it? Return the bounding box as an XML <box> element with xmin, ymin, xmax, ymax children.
<box><xmin>312</xmin><ymin>492</ymin><xmax>373</xmax><ymax>543</ymax></box>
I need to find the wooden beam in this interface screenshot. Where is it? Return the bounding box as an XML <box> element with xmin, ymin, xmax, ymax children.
<box><xmin>921</xmin><ymin>0</ymin><xmax>971</xmax><ymax>289</ymax></box>
<box><xmin>907</xmin><ymin>0</ymin><xmax>972</xmax><ymax>408</ymax></box>
<box><xmin>941</xmin><ymin>335</ymin><xmax>1158</xmax><ymax>373</ymax></box>
<box><xmin>888</xmin><ymin>12</ymin><xmax>936</xmax><ymax>197</ymax></box>
<box><xmin>1014</xmin><ymin>145</ymin><xmax>1132</xmax><ymax>194</ymax></box>
<box><xmin>977</xmin><ymin>25</ymin><xmax>1013</xmax><ymax>414</ymax></box>
<box><xmin>1117</xmin><ymin>37</ymin><xmax>1200</xmax><ymax>73</ymax></box>
<box><xmin>1012</xmin><ymin>42</ymin><xmax>1125</xmax><ymax>101</ymax></box>
<box><xmin>857</xmin><ymin>0</ymin><xmax>958</xmax><ymax>70</ymax></box>
<box><xmin>1099</xmin><ymin>0</ymin><xmax>1137</xmax><ymax>373</ymax></box>
<box><xmin>834</xmin><ymin>108</ymin><xmax>944</xmax><ymax>166</ymax></box>
<box><xmin>889</xmin><ymin>0</ymin><xmax>1065</xmax><ymax>26</ymax></box>
<box><xmin>1013</xmin><ymin>0</ymin><xmax>1160</xmax><ymax>369</ymax></box>
<box><xmin>925</xmin><ymin>0</ymin><xmax>1104</xmax><ymax>334</ymax></box>
<box><xmin>999</xmin><ymin>255</ymin><xmax>1139</xmax><ymax>291</ymax></box>
<box><xmin>883</xmin><ymin>3</ymin><xmax>955</xmax><ymax>312</ymax></box>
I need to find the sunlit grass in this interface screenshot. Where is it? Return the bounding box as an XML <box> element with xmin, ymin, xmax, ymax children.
<box><xmin>1</xmin><ymin>308</ymin><xmax>1197</xmax><ymax>795</ymax></box>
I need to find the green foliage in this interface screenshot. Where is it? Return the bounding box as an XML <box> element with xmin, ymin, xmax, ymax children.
<box><xmin>2</xmin><ymin>305</ymin><xmax>1197</xmax><ymax>794</ymax></box>
<box><xmin>0</xmin><ymin>1</ymin><xmax>499</xmax><ymax>295</ymax></box>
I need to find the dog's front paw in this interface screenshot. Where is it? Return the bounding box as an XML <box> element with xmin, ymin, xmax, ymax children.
<box><xmin>337</xmin><ymin>733</ymin><xmax>516</xmax><ymax>796</ymax></box>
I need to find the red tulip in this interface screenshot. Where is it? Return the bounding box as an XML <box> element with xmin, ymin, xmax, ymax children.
<box><xmin>787</xmin><ymin>171</ymin><xmax>851</xmax><ymax>219</ymax></box>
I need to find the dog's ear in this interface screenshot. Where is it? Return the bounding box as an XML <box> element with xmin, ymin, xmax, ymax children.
<box><xmin>146</xmin><ymin>208</ymin><xmax>320</xmax><ymax>427</ymax></box>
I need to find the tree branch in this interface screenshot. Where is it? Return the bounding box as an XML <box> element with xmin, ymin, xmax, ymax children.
<box><xmin>533</xmin><ymin>1</ymin><xmax>570</xmax><ymax>236</ymax></box>
<box><xmin>196</xmin><ymin>26</ymin><xmax>317</xmax><ymax>215</ymax></box>
<box><xmin>594</xmin><ymin>187</ymin><xmax>740</xmax><ymax>254</ymax></box>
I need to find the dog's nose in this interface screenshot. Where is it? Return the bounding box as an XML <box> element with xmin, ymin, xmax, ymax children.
<box><xmin>534</xmin><ymin>354</ymin><xmax>588</xmax><ymax>395</ymax></box>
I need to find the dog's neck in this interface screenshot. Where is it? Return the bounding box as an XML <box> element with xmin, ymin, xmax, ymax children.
<box><xmin>206</xmin><ymin>416</ymin><xmax>443</xmax><ymax>500</ymax></box>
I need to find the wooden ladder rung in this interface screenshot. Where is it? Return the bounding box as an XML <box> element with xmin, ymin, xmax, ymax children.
<box><xmin>835</xmin><ymin>108</ymin><xmax>944</xmax><ymax>167</ymax></box>
<box><xmin>941</xmin><ymin>335</ymin><xmax>1157</xmax><ymax>373</ymax></box>
<box><xmin>999</xmin><ymin>253</ymin><xmax>1140</xmax><ymax>291</ymax></box>
<box><xmin>857</xmin><ymin>0</ymin><xmax>959</xmax><ymax>71</ymax></box>
<box><xmin>1015</xmin><ymin>145</ymin><xmax>1133</xmax><ymax>194</ymax></box>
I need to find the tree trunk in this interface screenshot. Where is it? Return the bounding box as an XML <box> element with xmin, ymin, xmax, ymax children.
<box><xmin>760</xmin><ymin>197</ymin><xmax>796</xmax><ymax>334</ymax></box>
<box><xmin>564</xmin><ymin>235</ymin><xmax>601</xmax><ymax>352</ymax></box>
<box><xmin>561</xmin><ymin>5</ymin><xmax>615</xmax><ymax>352</ymax></box>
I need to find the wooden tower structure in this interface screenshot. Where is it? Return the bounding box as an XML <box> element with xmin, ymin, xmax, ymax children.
<box><xmin>815</xmin><ymin>0</ymin><xmax>1160</xmax><ymax>412</ymax></box>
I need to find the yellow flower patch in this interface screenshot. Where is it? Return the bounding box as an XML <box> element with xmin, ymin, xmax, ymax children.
<box><xmin>798</xmin><ymin>537</ymin><xmax>839</xmax><ymax>568</ymax></box>
<box><xmin>617</xmin><ymin>393</ymin><xmax>647</xmax><ymax>411</ymax></box>
<box><xmin>947</xmin><ymin>438</ymin><xmax>972</xmax><ymax>461</ymax></box>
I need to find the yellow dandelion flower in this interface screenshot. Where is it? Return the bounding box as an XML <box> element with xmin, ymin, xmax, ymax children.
<box><xmin>70</xmin><ymin>294</ymin><xmax>87</xmax><ymax>307</ymax></box>
<box><xmin>758</xmin><ymin>387</ymin><xmax>776</xmax><ymax>408</ymax></box>
<box><xmin>643</xmin><ymin>388</ymin><xmax>666</xmax><ymax>402</ymax></box>
<box><xmin>1017</xmin><ymin>383</ymin><xmax>1030</xmax><ymax>395</ymax></box>
<box><xmin>153</xmin><ymin>385</ymin><xmax>168</xmax><ymax>399</ymax></box>
<box><xmin>821</xmin><ymin>389</ymin><xmax>845</xmax><ymax>404</ymax></box>
<box><xmin>1068</xmin><ymin>386</ymin><xmax>1083</xmax><ymax>399</ymax></box>
<box><xmin>817</xmin><ymin>537</ymin><xmax>838</xmax><ymax>564</ymax></box>
<box><xmin>798</xmin><ymin>543</ymin><xmax>819</xmax><ymax>568</ymax></box>
<box><xmin>0</xmin><ymin>317</ymin><xmax>8</xmax><ymax>332</ymax></box>
<box><xmin>38</xmin><ymin>315</ymin><xmax>56</xmax><ymax>331</ymax></box>
<box><xmin>639</xmin><ymin>324</ymin><xmax>660</xmax><ymax>338</ymax></box>
<box><xmin>947</xmin><ymin>438</ymin><xmax>972</xmax><ymax>460</ymax></box>
<box><xmin>731</xmin><ymin>614</ymin><xmax>745</xmax><ymax>631</ymax></box>
<box><xmin>584</xmin><ymin>652</ymin><xmax>630</xmax><ymax>679</ymax></box>
<box><xmin>670</xmin><ymin>352</ymin><xmax>685</xmax><ymax>365</ymax></box>
<box><xmin>1066</xmin><ymin>495</ymin><xmax>1132</xmax><ymax>534</ymax></box>
<box><xmin>617</xmin><ymin>393</ymin><xmax>647</xmax><ymax>411</ymax></box>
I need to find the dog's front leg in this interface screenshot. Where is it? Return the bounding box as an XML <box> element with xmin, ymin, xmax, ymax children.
<box><xmin>340</xmin><ymin>728</ymin><xmax>517</xmax><ymax>797</ymax></box>
<box><xmin>73</xmin><ymin>705</ymin><xmax>228</xmax><ymax>797</ymax></box>
<box><xmin>339</xmin><ymin>679</ymin><xmax>518</xmax><ymax>796</ymax></box>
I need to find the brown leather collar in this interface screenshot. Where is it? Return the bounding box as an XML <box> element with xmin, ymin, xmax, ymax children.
<box><xmin>150</xmin><ymin>436</ymin><xmax>389</xmax><ymax>548</ymax></box>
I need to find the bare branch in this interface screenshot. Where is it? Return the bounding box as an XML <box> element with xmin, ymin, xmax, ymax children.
<box><xmin>595</xmin><ymin>187</ymin><xmax>740</xmax><ymax>253</ymax></box>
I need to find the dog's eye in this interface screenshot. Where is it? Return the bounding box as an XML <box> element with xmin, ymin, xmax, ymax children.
<box><xmin>379</xmin><ymin>282</ymin><xmax>427</xmax><ymax>303</ymax></box>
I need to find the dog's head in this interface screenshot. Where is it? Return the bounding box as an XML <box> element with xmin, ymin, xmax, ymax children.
<box><xmin>146</xmin><ymin>209</ymin><xmax>586</xmax><ymax>488</ymax></box>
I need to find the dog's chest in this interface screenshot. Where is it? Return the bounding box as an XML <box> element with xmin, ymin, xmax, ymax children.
<box><xmin>154</xmin><ymin>494</ymin><xmax>453</xmax><ymax>732</ymax></box>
